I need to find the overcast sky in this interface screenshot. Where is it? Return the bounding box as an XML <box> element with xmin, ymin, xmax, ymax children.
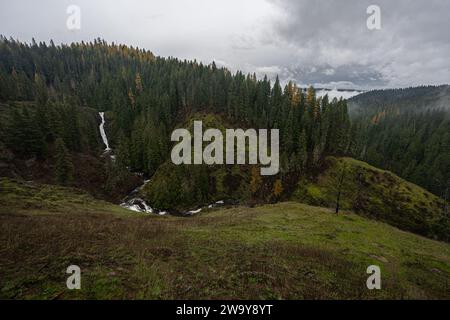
<box><xmin>1</xmin><ymin>0</ymin><xmax>449</xmax><ymax>89</ymax></box>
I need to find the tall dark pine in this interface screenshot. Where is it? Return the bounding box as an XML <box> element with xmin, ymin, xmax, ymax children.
<box><xmin>55</xmin><ymin>137</ymin><xmax>74</xmax><ymax>185</ymax></box>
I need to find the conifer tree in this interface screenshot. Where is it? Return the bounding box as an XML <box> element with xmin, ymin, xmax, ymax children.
<box><xmin>55</xmin><ymin>137</ymin><xmax>73</xmax><ymax>185</ymax></box>
<box><xmin>116</xmin><ymin>132</ymin><xmax>131</xmax><ymax>169</ymax></box>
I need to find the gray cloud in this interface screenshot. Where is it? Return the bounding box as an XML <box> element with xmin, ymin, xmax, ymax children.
<box><xmin>264</xmin><ymin>0</ymin><xmax>450</xmax><ymax>88</ymax></box>
<box><xmin>0</xmin><ymin>0</ymin><xmax>449</xmax><ymax>89</ymax></box>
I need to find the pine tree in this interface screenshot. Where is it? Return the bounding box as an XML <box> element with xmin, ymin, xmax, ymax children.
<box><xmin>116</xmin><ymin>132</ymin><xmax>131</xmax><ymax>168</ymax></box>
<box><xmin>34</xmin><ymin>73</ymin><xmax>48</xmax><ymax>107</ymax></box>
<box><xmin>6</xmin><ymin>107</ymin><xmax>27</xmax><ymax>154</ymax></box>
<box><xmin>55</xmin><ymin>137</ymin><xmax>74</xmax><ymax>185</ymax></box>
<box><xmin>9</xmin><ymin>107</ymin><xmax>46</xmax><ymax>157</ymax></box>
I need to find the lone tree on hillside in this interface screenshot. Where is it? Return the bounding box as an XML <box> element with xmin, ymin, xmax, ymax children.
<box><xmin>335</xmin><ymin>164</ymin><xmax>347</xmax><ymax>214</ymax></box>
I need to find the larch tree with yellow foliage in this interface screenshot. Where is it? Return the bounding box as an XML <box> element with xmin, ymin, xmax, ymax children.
<box><xmin>250</xmin><ymin>166</ymin><xmax>262</xmax><ymax>196</ymax></box>
<box><xmin>272</xmin><ymin>179</ymin><xmax>283</xmax><ymax>200</ymax></box>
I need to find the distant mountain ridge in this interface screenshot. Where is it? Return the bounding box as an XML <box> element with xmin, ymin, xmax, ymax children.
<box><xmin>348</xmin><ymin>85</ymin><xmax>450</xmax><ymax>116</ymax></box>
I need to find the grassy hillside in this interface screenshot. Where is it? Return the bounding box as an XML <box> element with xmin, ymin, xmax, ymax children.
<box><xmin>292</xmin><ymin>157</ymin><xmax>449</xmax><ymax>242</ymax></box>
<box><xmin>143</xmin><ymin>148</ymin><xmax>449</xmax><ymax>242</ymax></box>
<box><xmin>0</xmin><ymin>178</ymin><xmax>132</xmax><ymax>217</ymax></box>
<box><xmin>1</xmin><ymin>178</ymin><xmax>449</xmax><ymax>299</ymax></box>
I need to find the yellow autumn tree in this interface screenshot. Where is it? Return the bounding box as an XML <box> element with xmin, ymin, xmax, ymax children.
<box><xmin>135</xmin><ymin>73</ymin><xmax>143</xmax><ymax>94</ymax></box>
<box><xmin>128</xmin><ymin>89</ymin><xmax>135</xmax><ymax>108</ymax></box>
<box><xmin>306</xmin><ymin>86</ymin><xmax>316</xmax><ymax>107</ymax></box>
<box><xmin>306</xmin><ymin>86</ymin><xmax>320</xmax><ymax>119</ymax></box>
<box><xmin>272</xmin><ymin>179</ymin><xmax>283</xmax><ymax>200</ymax></box>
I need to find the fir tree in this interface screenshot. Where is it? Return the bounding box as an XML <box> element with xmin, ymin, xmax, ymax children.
<box><xmin>55</xmin><ymin>137</ymin><xmax>73</xmax><ymax>185</ymax></box>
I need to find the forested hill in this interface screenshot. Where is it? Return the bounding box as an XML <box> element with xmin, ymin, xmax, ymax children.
<box><xmin>0</xmin><ymin>37</ymin><xmax>352</xmax><ymax>196</ymax></box>
<box><xmin>348</xmin><ymin>86</ymin><xmax>450</xmax><ymax>199</ymax></box>
<box><xmin>348</xmin><ymin>85</ymin><xmax>450</xmax><ymax>117</ymax></box>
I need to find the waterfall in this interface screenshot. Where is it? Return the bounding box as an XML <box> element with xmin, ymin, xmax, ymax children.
<box><xmin>99</xmin><ymin>112</ymin><xmax>111</xmax><ymax>151</ymax></box>
<box><xmin>97</xmin><ymin>112</ymin><xmax>156</xmax><ymax>214</ymax></box>
<box><xmin>98</xmin><ymin>111</ymin><xmax>224</xmax><ymax>216</ymax></box>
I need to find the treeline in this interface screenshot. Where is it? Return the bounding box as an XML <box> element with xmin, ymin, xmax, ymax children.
<box><xmin>348</xmin><ymin>86</ymin><xmax>450</xmax><ymax>199</ymax></box>
<box><xmin>0</xmin><ymin>37</ymin><xmax>353</xmax><ymax>186</ymax></box>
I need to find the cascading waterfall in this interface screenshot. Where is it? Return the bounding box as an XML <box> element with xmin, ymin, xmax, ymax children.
<box><xmin>98</xmin><ymin>112</ymin><xmax>156</xmax><ymax>214</ymax></box>
<box><xmin>97</xmin><ymin>111</ymin><xmax>225</xmax><ymax>216</ymax></box>
<box><xmin>99</xmin><ymin>112</ymin><xmax>111</xmax><ymax>151</ymax></box>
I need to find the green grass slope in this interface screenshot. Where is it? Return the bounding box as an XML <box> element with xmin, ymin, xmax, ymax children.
<box><xmin>0</xmin><ymin>178</ymin><xmax>133</xmax><ymax>217</ymax></box>
<box><xmin>292</xmin><ymin>157</ymin><xmax>449</xmax><ymax>242</ymax></box>
<box><xmin>1</xmin><ymin>178</ymin><xmax>449</xmax><ymax>299</ymax></box>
